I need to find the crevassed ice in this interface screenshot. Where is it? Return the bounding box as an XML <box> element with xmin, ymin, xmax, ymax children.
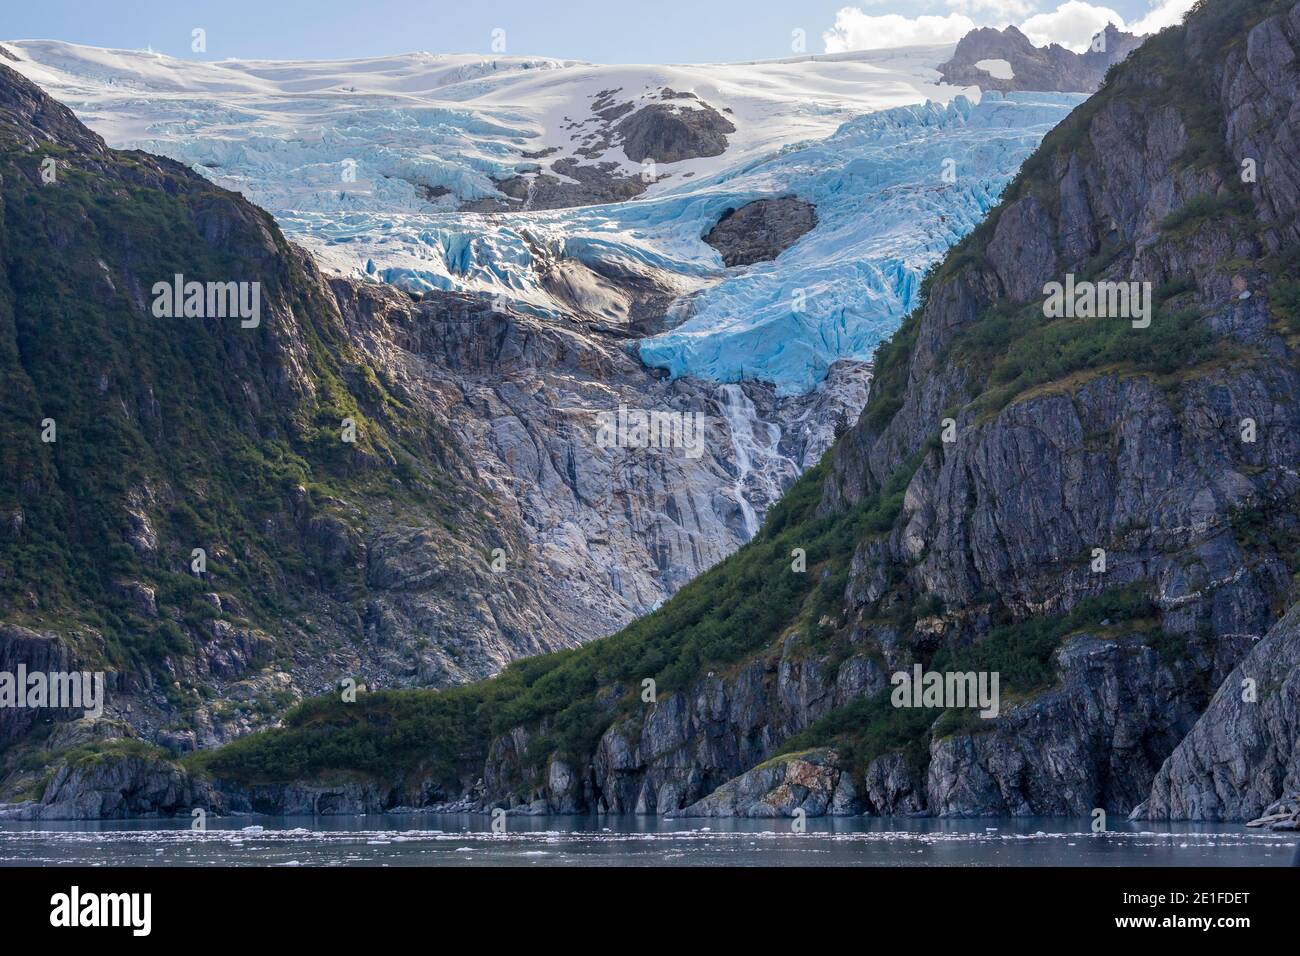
<box><xmin>303</xmin><ymin>92</ymin><xmax>1082</xmax><ymax>395</ymax></box>
<box><xmin>636</xmin><ymin>91</ymin><xmax>1083</xmax><ymax>394</ymax></box>
<box><xmin>6</xmin><ymin>41</ymin><xmax>1082</xmax><ymax>396</ymax></box>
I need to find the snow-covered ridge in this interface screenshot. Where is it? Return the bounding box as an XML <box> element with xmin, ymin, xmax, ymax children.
<box><xmin>2</xmin><ymin>39</ymin><xmax>967</xmax><ymax>207</ymax></box>
<box><xmin>3</xmin><ymin>40</ymin><xmax>1081</xmax><ymax>395</ymax></box>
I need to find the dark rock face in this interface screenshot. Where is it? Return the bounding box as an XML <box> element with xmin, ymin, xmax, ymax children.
<box><xmin>0</xmin><ymin>625</ymin><xmax>71</xmax><ymax>748</ymax></box>
<box><xmin>581</xmin><ymin>645</ymin><xmax>886</xmax><ymax>815</ymax></box>
<box><xmin>940</xmin><ymin>24</ymin><xmax>1142</xmax><ymax>93</ymax></box>
<box><xmin>925</xmin><ymin>634</ymin><xmax>1227</xmax><ymax>816</ymax></box>
<box><xmin>1135</xmin><ymin>603</ymin><xmax>1300</xmax><ymax>822</ymax></box>
<box><xmin>0</xmin><ymin>719</ymin><xmax>222</xmax><ymax>821</ymax></box>
<box><xmin>460</xmin><ymin>158</ymin><xmax>649</xmax><ymax>212</ymax></box>
<box><xmin>615</xmin><ymin>101</ymin><xmax>735</xmax><ymax>165</ymax></box>
<box><xmin>703</xmin><ymin>197</ymin><xmax>818</xmax><ymax>268</ymax></box>
<box><xmin>461</xmin><ymin>88</ymin><xmax>737</xmax><ymax>211</ymax></box>
<box><xmin>462</xmin><ymin>639</ymin><xmax>887</xmax><ymax>816</ymax></box>
<box><xmin>817</xmin><ymin>2</ymin><xmax>1300</xmax><ymax>819</ymax></box>
<box><xmin>462</xmin><ymin>1</ymin><xmax>1300</xmax><ymax>820</ymax></box>
<box><xmin>17</xmin><ymin>754</ymin><xmax>220</xmax><ymax>820</ymax></box>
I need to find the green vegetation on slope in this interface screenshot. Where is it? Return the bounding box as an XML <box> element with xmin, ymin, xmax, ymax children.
<box><xmin>0</xmin><ymin>135</ymin><xmax>472</xmax><ymax>678</ymax></box>
<box><xmin>200</xmin><ymin>454</ymin><xmax>921</xmax><ymax>785</ymax></box>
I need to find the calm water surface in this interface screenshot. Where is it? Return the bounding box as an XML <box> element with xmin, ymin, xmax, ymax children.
<box><xmin>1</xmin><ymin>815</ymin><xmax>1294</xmax><ymax>866</ymax></box>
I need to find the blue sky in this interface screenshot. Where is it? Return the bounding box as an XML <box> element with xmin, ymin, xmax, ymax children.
<box><xmin>4</xmin><ymin>1</ymin><xmax>1189</xmax><ymax>63</ymax></box>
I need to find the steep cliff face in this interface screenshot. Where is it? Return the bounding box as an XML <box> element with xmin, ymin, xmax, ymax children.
<box><xmin>1135</xmin><ymin>602</ymin><xmax>1300</xmax><ymax>823</ymax></box>
<box><xmin>481</xmin><ymin>0</ymin><xmax>1299</xmax><ymax>820</ymax></box>
<box><xmin>13</xmin><ymin>0</ymin><xmax>1300</xmax><ymax>822</ymax></box>
<box><xmin>0</xmin><ymin>57</ymin><xmax>865</xmax><ymax>802</ymax></box>
<box><xmin>812</xmin><ymin>0</ymin><xmax>1300</xmax><ymax>817</ymax></box>
<box><xmin>327</xmin><ymin>273</ymin><xmax>867</xmax><ymax>641</ymax></box>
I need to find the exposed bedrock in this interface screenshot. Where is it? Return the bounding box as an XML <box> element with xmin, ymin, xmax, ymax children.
<box><xmin>703</xmin><ymin>196</ymin><xmax>818</xmax><ymax>268</ymax></box>
<box><xmin>615</xmin><ymin>100</ymin><xmax>736</xmax><ymax>165</ymax></box>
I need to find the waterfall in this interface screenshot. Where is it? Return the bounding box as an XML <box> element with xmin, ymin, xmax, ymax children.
<box><xmin>718</xmin><ymin>383</ymin><xmax>766</xmax><ymax>540</ymax></box>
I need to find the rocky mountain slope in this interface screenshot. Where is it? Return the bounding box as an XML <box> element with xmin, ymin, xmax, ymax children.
<box><xmin>0</xmin><ymin>60</ymin><xmax>603</xmax><ymax>749</ymax></box>
<box><xmin>939</xmin><ymin>24</ymin><xmax>1142</xmax><ymax>93</ymax></box>
<box><xmin>116</xmin><ymin>0</ymin><xmax>1298</xmax><ymax>826</ymax></box>
<box><xmin>0</xmin><ymin>53</ymin><xmax>873</xmax><ymax>806</ymax></box>
<box><xmin>1135</xmin><ymin>602</ymin><xmax>1300</xmax><ymax>823</ymax></box>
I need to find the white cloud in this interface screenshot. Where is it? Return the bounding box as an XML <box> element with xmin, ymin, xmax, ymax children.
<box><xmin>1129</xmin><ymin>0</ymin><xmax>1198</xmax><ymax>34</ymax></box>
<box><xmin>822</xmin><ymin>10</ymin><xmax>978</xmax><ymax>53</ymax></box>
<box><xmin>822</xmin><ymin>0</ymin><xmax>1198</xmax><ymax>55</ymax></box>
<box><xmin>1019</xmin><ymin>1</ymin><xmax>1126</xmax><ymax>52</ymax></box>
<box><xmin>945</xmin><ymin>0</ymin><xmax>1037</xmax><ymax>20</ymax></box>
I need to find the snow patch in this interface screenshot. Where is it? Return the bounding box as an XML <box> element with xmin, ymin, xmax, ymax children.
<box><xmin>974</xmin><ymin>58</ymin><xmax>1015</xmax><ymax>80</ymax></box>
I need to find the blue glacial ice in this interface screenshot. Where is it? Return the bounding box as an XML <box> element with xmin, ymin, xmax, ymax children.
<box><xmin>4</xmin><ymin>42</ymin><xmax>1083</xmax><ymax>397</ymax></box>
<box><xmin>635</xmin><ymin>91</ymin><xmax>1084</xmax><ymax>394</ymax></box>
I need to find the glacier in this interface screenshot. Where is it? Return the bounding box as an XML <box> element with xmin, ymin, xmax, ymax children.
<box><xmin>635</xmin><ymin>92</ymin><xmax>1084</xmax><ymax>393</ymax></box>
<box><xmin>4</xmin><ymin>40</ymin><xmax>1082</xmax><ymax>395</ymax></box>
<box><xmin>285</xmin><ymin>91</ymin><xmax>1081</xmax><ymax>394</ymax></box>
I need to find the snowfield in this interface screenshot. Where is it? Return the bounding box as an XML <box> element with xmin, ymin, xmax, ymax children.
<box><xmin>3</xmin><ymin>39</ymin><xmax>1082</xmax><ymax>394</ymax></box>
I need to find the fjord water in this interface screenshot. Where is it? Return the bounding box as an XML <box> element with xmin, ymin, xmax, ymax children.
<box><xmin>1</xmin><ymin>817</ymin><xmax>1292</xmax><ymax>867</ymax></box>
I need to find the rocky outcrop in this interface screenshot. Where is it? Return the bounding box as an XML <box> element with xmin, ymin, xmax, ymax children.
<box><xmin>703</xmin><ymin>197</ymin><xmax>818</xmax><ymax>268</ymax></box>
<box><xmin>475</xmin><ymin>638</ymin><xmax>887</xmax><ymax>815</ymax></box>
<box><xmin>1246</xmin><ymin>794</ymin><xmax>1300</xmax><ymax>830</ymax></box>
<box><xmin>461</xmin><ymin>157</ymin><xmax>650</xmax><ymax>212</ymax></box>
<box><xmin>461</xmin><ymin>89</ymin><xmax>737</xmax><ymax>211</ymax></box>
<box><xmin>12</xmin><ymin>753</ymin><xmax>221</xmax><ymax>820</ymax></box>
<box><xmin>677</xmin><ymin>749</ymin><xmax>845</xmax><ymax>817</ymax></box>
<box><xmin>863</xmin><ymin>753</ymin><xmax>927</xmax><ymax>815</ymax></box>
<box><xmin>940</xmin><ymin>24</ymin><xmax>1141</xmax><ymax>93</ymax></box>
<box><xmin>1135</xmin><ymin>603</ymin><xmax>1300</xmax><ymax>822</ymax></box>
<box><xmin>925</xmin><ymin>633</ymin><xmax>1233</xmax><ymax>816</ymax></box>
<box><xmin>0</xmin><ymin>719</ymin><xmax>222</xmax><ymax>820</ymax></box>
<box><xmin>0</xmin><ymin>624</ymin><xmax>72</xmax><ymax>747</ymax></box>
<box><xmin>616</xmin><ymin>100</ymin><xmax>735</xmax><ymax>165</ymax></box>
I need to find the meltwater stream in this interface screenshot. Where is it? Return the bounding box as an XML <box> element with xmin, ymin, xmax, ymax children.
<box><xmin>717</xmin><ymin>383</ymin><xmax>789</xmax><ymax>539</ymax></box>
<box><xmin>1</xmin><ymin>817</ymin><xmax>1293</xmax><ymax>867</ymax></box>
